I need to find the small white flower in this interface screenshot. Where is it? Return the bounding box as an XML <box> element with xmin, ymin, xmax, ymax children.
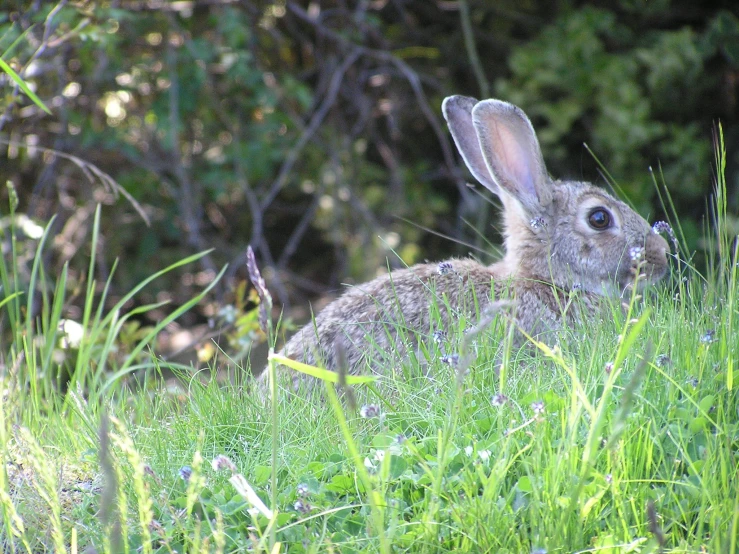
<box><xmin>218</xmin><ymin>304</ymin><xmax>237</xmax><ymax>324</ymax></box>
<box><xmin>491</xmin><ymin>393</ymin><xmax>508</xmax><ymax>407</ymax></box>
<box><xmin>441</xmin><ymin>353</ymin><xmax>459</xmax><ymax>366</ymax></box>
<box><xmin>364</xmin><ymin>457</ymin><xmax>377</xmax><ymax>473</ymax></box>
<box><xmin>629</xmin><ymin>246</ymin><xmax>645</xmax><ymax>262</ymax></box>
<box><xmin>530</xmin><ymin>217</ymin><xmax>546</xmax><ymax>231</ymax></box>
<box><xmin>464</xmin><ymin>445</ymin><xmax>473</xmax><ymax>457</ymax></box>
<box><xmin>360</xmin><ymin>404</ymin><xmax>382</xmax><ymax>418</ymax></box>
<box><xmin>478</xmin><ymin>450</ymin><xmax>491</xmax><ymax>463</ymax></box>
<box><xmin>211</xmin><ymin>455</ymin><xmax>236</xmax><ymax>472</ymax></box>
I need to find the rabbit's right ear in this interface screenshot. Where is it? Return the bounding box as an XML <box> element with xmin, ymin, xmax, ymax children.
<box><xmin>471</xmin><ymin>100</ymin><xmax>552</xmax><ymax>212</ymax></box>
<box><xmin>442</xmin><ymin>95</ymin><xmax>501</xmax><ymax>194</ymax></box>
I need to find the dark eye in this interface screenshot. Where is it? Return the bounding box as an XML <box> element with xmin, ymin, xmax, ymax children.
<box><xmin>588</xmin><ymin>208</ymin><xmax>612</xmax><ymax>230</ymax></box>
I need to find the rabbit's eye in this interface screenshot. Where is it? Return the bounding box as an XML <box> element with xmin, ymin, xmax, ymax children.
<box><xmin>588</xmin><ymin>209</ymin><xmax>612</xmax><ymax>230</ymax></box>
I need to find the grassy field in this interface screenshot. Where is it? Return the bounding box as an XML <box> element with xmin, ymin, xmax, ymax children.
<box><xmin>1</xmin><ymin>153</ymin><xmax>737</xmax><ymax>553</ymax></box>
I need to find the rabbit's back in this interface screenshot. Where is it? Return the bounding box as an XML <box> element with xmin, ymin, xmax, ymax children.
<box><xmin>275</xmin><ymin>258</ymin><xmax>596</xmax><ymax>386</ymax></box>
<box><xmin>279</xmin><ymin>259</ymin><xmax>500</xmax><ymax>375</ymax></box>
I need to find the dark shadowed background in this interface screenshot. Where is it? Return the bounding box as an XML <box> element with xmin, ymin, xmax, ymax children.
<box><xmin>1</xmin><ymin>0</ymin><xmax>738</xmax><ymax>363</ymax></box>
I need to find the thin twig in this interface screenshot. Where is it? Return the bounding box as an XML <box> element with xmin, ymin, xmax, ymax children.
<box><xmin>166</xmin><ymin>34</ymin><xmax>218</xmax><ymax>279</ymax></box>
<box><xmin>0</xmin><ymin>139</ymin><xmax>150</xmax><ymax>224</ymax></box>
<box><xmin>259</xmin><ymin>48</ymin><xmax>362</xmax><ymax>211</ymax></box>
<box><xmin>287</xmin><ymin>2</ymin><xmax>470</xmax><ymax>202</ymax></box>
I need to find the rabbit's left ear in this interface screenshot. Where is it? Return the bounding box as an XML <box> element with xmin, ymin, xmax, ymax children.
<box><xmin>442</xmin><ymin>95</ymin><xmax>501</xmax><ymax>195</ymax></box>
<box><xmin>471</xmin><ymin>100</ymin><xmax>552</xmax><ymax>212</ymax></box>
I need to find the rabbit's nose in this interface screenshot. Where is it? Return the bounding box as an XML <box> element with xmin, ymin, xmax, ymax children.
<box><xmin>644</xmin><ymin>232</ymin><xmax>669</xmax><ymax>277</ymax></box>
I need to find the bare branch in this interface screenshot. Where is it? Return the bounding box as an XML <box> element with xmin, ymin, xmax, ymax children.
<box><xmin>0</xmin><ymin>139</ymin><xmax>150</xmax><ymax>225</ymax></box>
<box><xmin>258</xmin><ymin>47</ymin><xmax>362</xmax><ymax>211</ymax></box>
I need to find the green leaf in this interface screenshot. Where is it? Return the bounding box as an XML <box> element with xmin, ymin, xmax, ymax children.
<box><xmin>325</xmin><ymin>475</ymin><xmax>357</xmax><ymax>494</ymax></box>
<box><xmin>581</xmin><ymin>488</ymin><xmax>606</xmax><ymax>518</ymax></box>
<box><xmin>689</xmin><ymin>416</ymin><xmax>709</xmax><ymax>434</ymax></box>
<box><xmin>388</xmin><ymin>455</ymin><xmax>407</xmax><ymax>479</ymax></box>
<box><xmin>252</xmin><ymin>465</ymin><xmax>271</xmax><ymax>485</ymax></box>
<box><xmin>516</xmin><ymin>476</ymin><xmax>533</xmax><ymax>493</ymax></box>
<box><xmin>698</xmin><ymin>394</ymin><xmax>715</xmax><ymax>414</ymax></box>
<box><xmin>0</xmin><ymin>57</ymin><xmax>51</xmax><ymax>114</ymax></box>
<box><xmin>269</xmin><ymin>353</ymin><xmax>378</xmax><ymax>385</ymax></box>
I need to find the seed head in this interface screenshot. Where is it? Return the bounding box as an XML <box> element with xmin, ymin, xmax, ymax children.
<box><xmin>246</xmin><ymin>246</ymin><xmax>273</xmax><ymax>335</ymax></box>
<box><xmin>438</xmin><ymin>261</ymin><xmax>455</xmax><ymax>275</ymax></box>
<box><xmin>652</xmin><ymin>220</ymin><xmax>679</xmax><ymax>252</ymax></box>
<box><xmin>652</xmin><ymin>221</ymin><xmax>671</xmax><ymax>235</ymax></box>
<box><xmin>530</xmin><ymin>401</ymin><xmax>545</xmax><ymax>415</ymax></box>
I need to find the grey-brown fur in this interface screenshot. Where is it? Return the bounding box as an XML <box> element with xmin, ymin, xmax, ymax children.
<box><xmin>264</xmin><ymin>96</ymin><xmax>669</xmax><ymax>389</ymax></box>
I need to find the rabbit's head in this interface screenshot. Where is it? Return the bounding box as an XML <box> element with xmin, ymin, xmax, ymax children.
<box><xmin>442</xmin><ymin>96</ymin><xmax>669</xmax><ymax>296</ymax></box>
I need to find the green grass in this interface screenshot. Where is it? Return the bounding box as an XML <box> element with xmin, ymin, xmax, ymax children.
<box><xmin>1</xmin><ymin>141</ymin><xmax>738</xmax><ymax>553</ymax></box>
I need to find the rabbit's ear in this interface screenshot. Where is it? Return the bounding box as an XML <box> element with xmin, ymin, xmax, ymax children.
<box><xmin>471</xmin><ymin>100</ymin><xmax>552</xmax><ymax>212</ymax></box>
<box><xmin>442</xmin><ymin>95</ymin><xmax>501</xmax><ymax>194</ymax></box>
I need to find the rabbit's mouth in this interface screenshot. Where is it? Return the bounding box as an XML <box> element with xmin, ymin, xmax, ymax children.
<box><xmin>621</xmin><ymin>264</ymin><xmax>665</xmax><ymax>292</ymax></box>
<box><xmin>620</xmin><ymin>233</ymin><xmax>670</xmax><ymax>290</ymax></box>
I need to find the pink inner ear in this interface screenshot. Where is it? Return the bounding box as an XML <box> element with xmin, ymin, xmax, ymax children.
<box><xmin>495</xmin><ymin>124</ymin><xmax>537</xmax><ymax>200</ymax></box>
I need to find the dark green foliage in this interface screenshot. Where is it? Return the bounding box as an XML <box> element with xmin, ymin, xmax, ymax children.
<box><xmin>497</xmin><ymin>6</ymin><xmax>738</xmax><ymax>230</ymax></box>
<box><xmin>1</xmin><ymin>1</ymin><xmax>737</xmax><ymax>320</ymax></box>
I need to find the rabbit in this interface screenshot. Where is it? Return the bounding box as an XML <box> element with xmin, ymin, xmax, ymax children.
<box><xmin>264</xmin><ymin>96</ymin><xmax>669</xmax><ymax>389</ymax></box>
